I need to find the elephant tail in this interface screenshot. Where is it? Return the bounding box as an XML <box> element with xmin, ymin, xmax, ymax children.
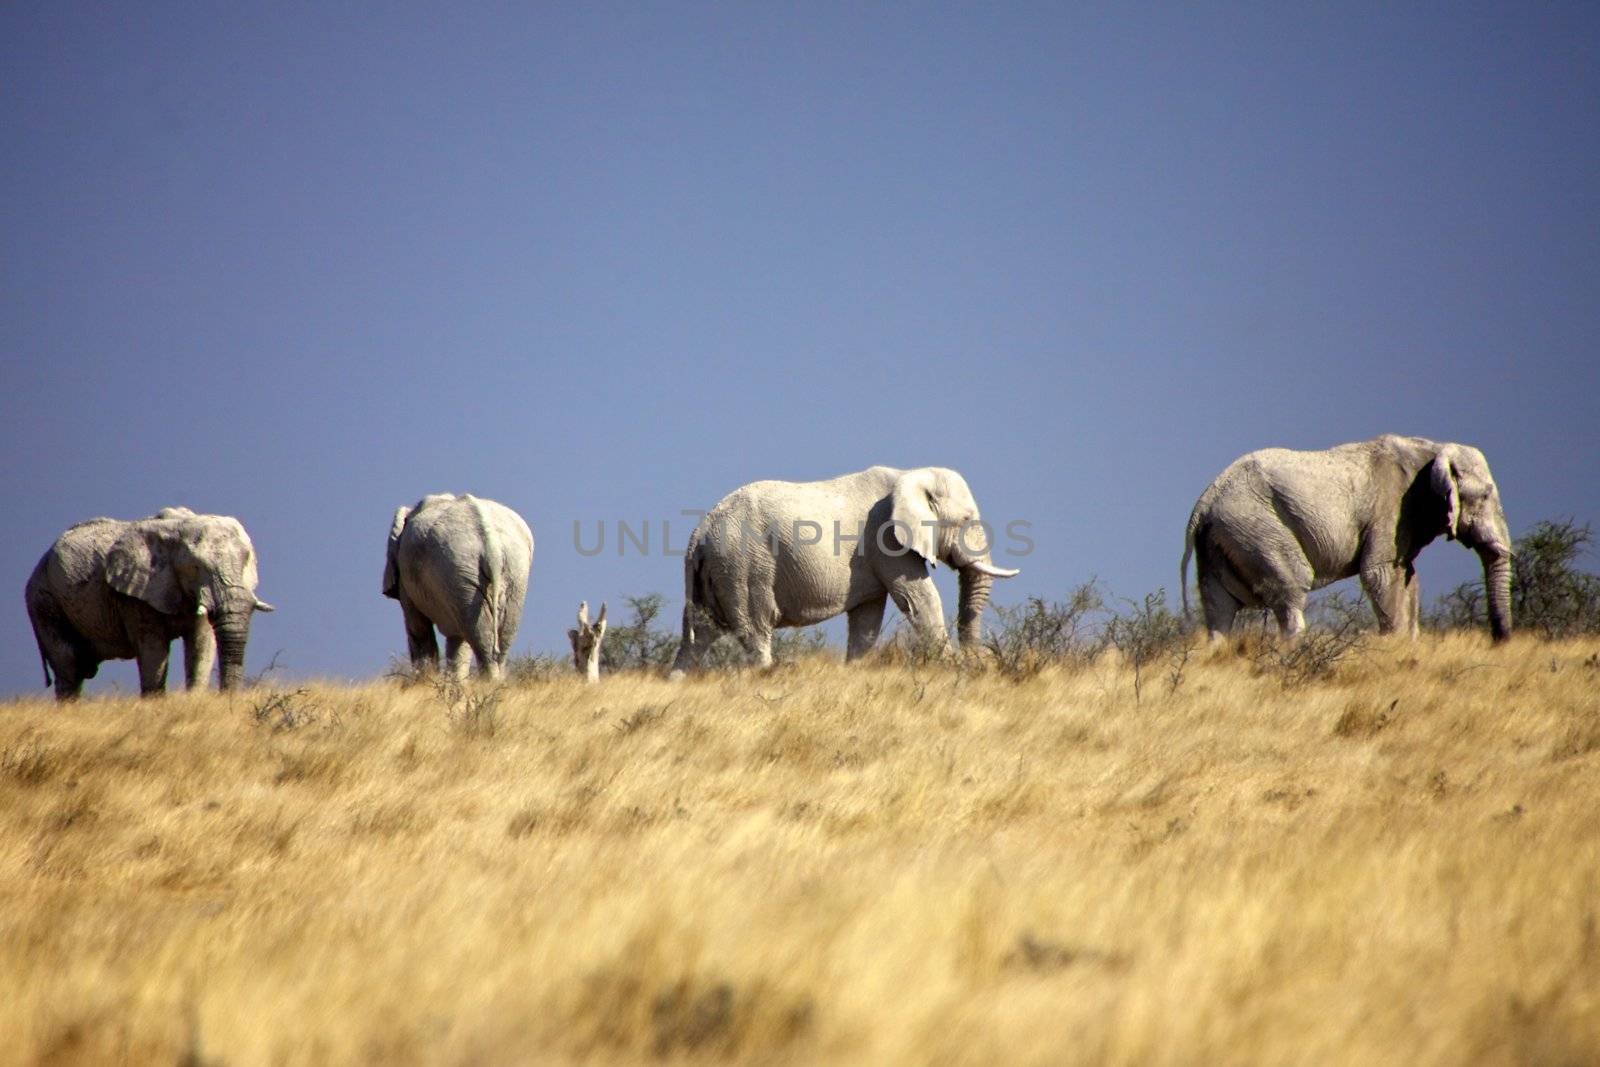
<box><xmin>479</xmin><ymin>554</ymin><xmax>504</xmax><ymax>661</ymax></box>
<box><xmin>673</xmin><ymin>534</ymin><xmax>726</xmax><ymax>674</ymax></box>
<box><xmin>673</xmin><ymin>538</ymin><xmax>704</xmax><ymax>674</ymax></box>
<box><xmin>467</xmin><ymin>496</ymin><xmax>509</xmax><ymax>662</ymax></box>
<box><xmin>691</xmin><ymin>537</ymin><xmax>732</xmax><ymax>630</ymax></box>
<box><xmin>1181</xmin><ymin>508</ymin><xmax>1203</xmax><ymax>620</ymax></box>
<box><xmin>682</xmin><ymin>535</ymin><xmax>700</xmax><ymax>608</ymax></box>
<box><xmin>26</xmin><ymin>587</ymin><xmax>53</xmax><ymax>688</ymax></box>
<box><xmin>1182</xmin><ymin>475</ymin><xmax>1229</xmax><ymax>622</ymax></box>
<box><xmin>683</xmin><ymin>533</ymin><xmax>731</xmax><ymax>632</ymax></box>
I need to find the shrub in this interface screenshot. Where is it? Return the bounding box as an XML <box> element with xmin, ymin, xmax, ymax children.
<box><xmin>506</xmin><ymin>653</ymin><xmax>570</xmax><ymax>682</ymax></box>
<box><xmin>604</xmin><ymin>594</ymin><xmax>831</xmax><ymax>672</ymax></box>
<box><xmin>1105</xmin><ymin>590</ymin><xmax>1193</xmax><ymax>702</ymax></box>
<box><xmin>601</xmin><ymin>595</ymin><xmax>682</xmax><ymax>672</ymax></box>
<box><xmin>983</xmin><ymin>583</ymin><xmax>1106</xmax><ymax>678</ymax></box>
<box><xmin>432</xmin><ymin>674</ymin><xmax>502</xmax><ymax>738</ymax></box>
<box><xmin>769</xmin><ymin>627</ymin><xmax>830</xmax><ymax>663</ymax></box>
<box><xmin>250</xmin><ymin>688</ymin><xmax>325</xmax><ymax>733</ymax></box>
<box><xmin>1252</xmin><ymin>591</ymin><xmax>1370</xmax><ymax>688</ymax></box>
<box><xmin>1305</xmin><ymin>589</ymin><xmax>1377</xmax><ymax>633</ymax></box>
<box><xmin>879</xmin><ymin>623</ymin><xmax>954</xmax><ymax>669</ymax></box>
<box><xmin>1427</xmin><ymin>519</ymin><xmax>1600</xmax><ymax>637</ymax></box>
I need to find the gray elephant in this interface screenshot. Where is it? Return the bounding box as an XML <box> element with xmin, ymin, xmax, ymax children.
<box><xmin>25</xmin><ymin>507</ymin><xmax>275</xmax><ymax>700</ymax></box>
<box><xmin>1181</xmin><ymin>435</ymin><xmax>1512</xmax><ymax>641</ymax></box>
<box><xmin>671</xmin><ymin>466</ymin><xmax>1019</xmax><ymax>674</ymax></box>
<box><xmin>383</xmin><ymin>494</ymin><xmax>533</xmax><ymax>680</ymax></box>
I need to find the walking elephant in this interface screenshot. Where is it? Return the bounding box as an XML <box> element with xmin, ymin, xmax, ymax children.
<box><xmin>383</xmin><ymin>494</ymin><xmax>533</xmax><ymax>680</ymax></box>
<box><xmin>671</xmin><ymin>466</ymin><xmax>1019</xmax><ymax>674</ymax></box>
<box><xmin>1181</xmin><ymin>435</ymin><xmax>1512</xmax><ymax>641</ymax></box>
<box><xmin>25</xmin><ymin>507</ymin><xmax>275</xmax><ymax>700</ymax></box>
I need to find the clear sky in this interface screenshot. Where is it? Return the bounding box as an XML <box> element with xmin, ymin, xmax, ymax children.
<box><xmin>3</xmin><ymin>4</ymin><xmax>1596</xmax><ymax>694</ymax></box>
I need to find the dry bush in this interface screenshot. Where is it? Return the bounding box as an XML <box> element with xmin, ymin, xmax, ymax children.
<box><xmin>432</xmin><ymin>675</ymin><xmax>503</xmax><ymax>739</ymax></box>
<box><xmin>983</xmin><ymin>583</ymin><xmax>1106</xmax><ymax>678</ymax></box>
<box><xmin>876</xmin><ymin>621</ymin><xmax>955</xmax><ymax>669</ymax></box>
<box><xmin>1105</xmin><ymin>589</ymin><xmax>1194</xmax><ymax>702</ymax></box>
<box><xmin>506</xmin><ymin>652</ymin><xmax>569</xmax><ymax>682</ymax></box>
<box><xmin>1252</xmin><ymin>591</ymin><xmax>1372</xmax><ymax>688</ymax></box>
<box><xmin>607</xmin><ymin>594</ymin><xmax>830</xmax><ymax>673</ymax></box>
<box><xmin>249</xmin><ymin>687</ymin><xmax>327</xmax><ymax>733</ymax></box>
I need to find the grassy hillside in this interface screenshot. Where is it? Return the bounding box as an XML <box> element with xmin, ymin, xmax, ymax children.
<box><xmin>3</xmin><ymin>635</ymin><xmax>1598</xmax><ymax>1065</ymax></box>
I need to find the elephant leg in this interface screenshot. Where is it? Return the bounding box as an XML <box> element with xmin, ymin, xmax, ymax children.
<box><xmin>46</xmin><ymin>642</ymin><xmax>87</xmax><ymax>701</ymax></box>
<box><xmin>738</xmin><ymin>628</ymin><xmax>774</xmax><ymax>669</ymax></box>
<box><xmin>33</xmin><ymin>618</ymin><xmax>86</xmax><ymax>700</ymax></box>
<box><xmin>846</xmin><ymin>596</ymin><xmax>888</xmax><ymax>661</ymax></box>
<box><xmin>1404</xmin><ymin>568</ymin><xmax>1421</xmax><ymax>639</ymax></box>
<box><xmin>183</xmin><ymin>618</ymin><xmax>217</xmax><ymax>690</ymax></box>
<box><xmin>402</xmin><ymin>602</ymin><xmax>439</xmax><ymax>670</ymax></box>
<box><xmin>670</xmin><ymin>604</ymin><xmax>719</xmax><ymax>677</ymax></box>
<box><xmin>467</xmin><ymin>606</ymin><xmax>509</xmax><ymax>681</ymax></box>
<box><xmin>54</xmin><ymin>668</ymin><xmax>85</xmax><ymax>701</ymax></box>
<box><xmin>726</xmin><ymin>574</ymin><xmax>776</xmax><ymax>669</ymax></box>
<box><xmin>1273</xmin><ymin>600</ymin><xmax>1307</xmax><ymax>638</ymax></box>
<box><xmin>134</xmin><ymin>632</ymin><xmax>172</xmax><ymax>697</ymax></box>
<box><xmin>444</xmin><ymin>636</ymin><xmax>472</xmax><ymax>680</ymax></box>
<box><xmin>496</xmin><ymin>611</ymin><xmax>520</xmax><ymax>678</ymax></box>
<box><xmin>1198</xmin><ymin>572</ymin><xmax>1241</xmax><ymax>641</ymax></box>
<box><xmin>1195</xmin><ymin>536</ymin><xmax>1253</xmax><ymax>641</ymax></box>
<box><xmin>887</xmin><ymin>576</ymin><xmax>951</xmax><ymax>652</ymax></box>
<box><xmin>1360</xmin><ymin>564</ymin><xmax>1408</xmax><ymax>635</ymax></box>
<box><xmin>465</xmin><ymin>639</ymin><xmax>506</xmax><ymax>682</ymax></box>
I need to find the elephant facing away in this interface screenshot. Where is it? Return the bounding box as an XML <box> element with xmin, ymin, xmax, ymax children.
<box><xmin>25</xmin><ymin>507</ymin><xmax>275</xmax><ymax>700</ymax></box>
<box><xmin>671</xmin><ymin>466</ymin><xmax>1019</xmax><ymax>675</ymax></box>
<box><xmin>383</xmin><ymin>494</ymin><xmax>533</xmax><ymax>680</ymax></box>
<box><xmin>1181</xmin><ymin>435</ymin><xmax>1512</xmax><ymax>641</ymax></box>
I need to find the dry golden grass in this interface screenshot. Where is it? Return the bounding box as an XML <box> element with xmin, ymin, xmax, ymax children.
<box><xmin>3</xmin><ymin>634</ymin><xmax>1600</xmax><ymax>1065</ymax></box>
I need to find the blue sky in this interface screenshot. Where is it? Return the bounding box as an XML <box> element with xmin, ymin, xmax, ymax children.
<box><xmin>3</xmin><ymin>3</ymin><xmax>1596</xmax><ymax>693</ymax></box>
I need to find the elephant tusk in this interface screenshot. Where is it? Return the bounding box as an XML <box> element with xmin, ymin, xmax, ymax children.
<box><xmin>969</xmin><ymin>561</ymin><xmax>1020</xmax><ymax>578</ymax></box>
<box><xmin>253</xmin><ymin>599</ymin><xmax>276</xmax><ymax>613</ymax></box>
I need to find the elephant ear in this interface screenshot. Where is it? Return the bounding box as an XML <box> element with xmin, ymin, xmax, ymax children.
<box><xmin>382</xmin><ymin>506</ymin><xmax>411</xmax><ymax>598</ymax></box>
<box><xmin>105</xmin><ymin>526</ymin><xmax>186</xmax><ymax>615</ymax></box>
<box><xmin>1429</xmin><ymin>449</ymin><xmax>1460</xmax><ymax>539</ymax></box>
<box><xmin>889</xmin><ymin>470</ymin><xmax>940</xmax><ymax>565</ymax></box>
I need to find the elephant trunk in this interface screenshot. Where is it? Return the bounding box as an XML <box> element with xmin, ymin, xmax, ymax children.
<box><xmin>213</xmin><ymin>611</ymin><xmax>252</xmax><ymax>690</ymax></box>
<box><xmin>957</xmin><ymin>566</ymin><xmax>994</xmax><ymax>649</ymax></box>
<box><xmin>1479</xmin><ymin>547</ymin><xmax>1513</xmax><ymax>643</ymax></box>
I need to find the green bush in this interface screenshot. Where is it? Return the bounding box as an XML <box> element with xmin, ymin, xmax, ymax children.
<box><xmin>602</xmin><ymin>594</ymin><xmax>682</xmax><ymax>672</ymax></box>
<box><xmin>1427</xmin><ymin>519</ymin><xmax>1600</xmax><ymax>637</ymax></box>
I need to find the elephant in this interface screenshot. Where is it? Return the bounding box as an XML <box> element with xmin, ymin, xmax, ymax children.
<box><xmin>1180</xmin><ymin>435</ymin><xmax>1512</xmax><ymax>641</ymax></box>
<box><xmin>383</xmin><ymin>494</ymin><xmax>533</xmax><ymax>680</ymax></box>
<box><xmin>25</xmin><ymin>507</ymin><xmax>275</xmax><ymax>700</ymax></box>
<box><xmin>670</xmin><ymin>466</ymin><xmax>1019</xmax><ymax>674</ymax></box>
<box><xmin>568</xmin><ymin>601</ymin><xmax>608</xmax><ymax>683</ymax></box>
